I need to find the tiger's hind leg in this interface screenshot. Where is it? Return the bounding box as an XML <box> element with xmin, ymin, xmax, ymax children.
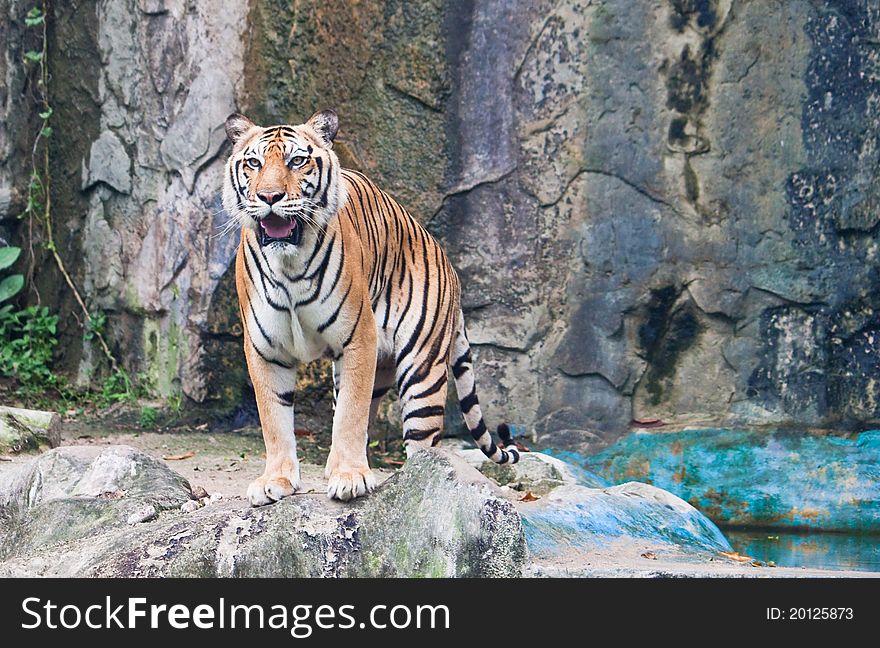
<box><xmin>397</xmin><ymin>357</ymin><xmax>449</xmax><ymax>453</ymax></box>
<box><xmin>369</xmin><ymin>358</ymin><xmax>396</xmax><ymax>430</ymax></box>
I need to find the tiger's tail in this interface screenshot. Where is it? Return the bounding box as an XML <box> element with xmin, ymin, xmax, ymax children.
<box><xmin>450</xmin><ymin>309</ymin><xmax>520</xmax><ymax>464</ymax></box>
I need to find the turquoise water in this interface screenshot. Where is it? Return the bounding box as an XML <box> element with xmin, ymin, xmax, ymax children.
<box><xmin>727</xmin><ymin>529</ymin><xmax>880</xmax><ymax>573</ymax></box>
<box><xmin>579</xmin><ymin>429</ymin><xmax>880</xmax><ymax>533</ymax></box>
<box><xmin>542</xmin><ymin>437</ymin><xmax>880</xmax><ymax>573</ymax></box>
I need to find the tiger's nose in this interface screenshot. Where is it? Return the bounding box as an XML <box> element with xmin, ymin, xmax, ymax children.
<box><xmin>257</xmin><ymin>190</ymin><xmax>286</xmax><ymax>205</ymax></box>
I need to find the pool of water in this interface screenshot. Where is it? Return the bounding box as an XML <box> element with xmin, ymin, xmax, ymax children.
<box><xmin>726</xmin><ymin>529</ymin><xmax>880</xmax><ymax>573</ymax></box>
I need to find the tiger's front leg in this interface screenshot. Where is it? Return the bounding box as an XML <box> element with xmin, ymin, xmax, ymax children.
<box><xmin>244</xmin><ymin>342</ymin><xmax>301</xmax><ymax>506</ymax></box>
<box><xmin>325</xmin><ymin>304</ymin><xmax>378</xmax><ymax>501</ymax></box>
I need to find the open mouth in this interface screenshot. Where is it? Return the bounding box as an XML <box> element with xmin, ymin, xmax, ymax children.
<box><xmin>258</xmin><ymin>213</ymin><xmax>302</xmax><ymax>246</ymax></box>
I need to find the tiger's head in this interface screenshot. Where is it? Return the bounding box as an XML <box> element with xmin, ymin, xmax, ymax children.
<box><xmin>222</xmin><ymin>109</ymin><xmax>345</xmax><ymax>249</ymax></box>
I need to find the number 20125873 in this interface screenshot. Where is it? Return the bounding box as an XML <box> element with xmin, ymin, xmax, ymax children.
<box><xmin>767</xmin><ymin>608</ymin><xmax>854</xmax><ymax>621</ymax></box>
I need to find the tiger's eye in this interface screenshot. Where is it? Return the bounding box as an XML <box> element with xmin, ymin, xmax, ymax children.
<box><xmin>245</xmin><ymin>157</ymin><xmax>261</xmax><ymax>169</ymax></box>
<box><xmin>290</xmin><ymin>156</ymin><xmax>307</xmax><ymax>168</ymax></box>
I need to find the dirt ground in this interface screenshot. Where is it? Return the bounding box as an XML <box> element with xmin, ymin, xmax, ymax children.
<box><xmin>62</xmin><ymin>426</ymin><xmax>284</xmax><ymax>498</ymax></box>
<box><xmin>0</xmin><ymin>412</ymin><xmax>403</xmax><ymax>499</ymax></box>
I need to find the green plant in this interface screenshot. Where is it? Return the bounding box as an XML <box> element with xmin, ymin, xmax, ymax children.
<box><xmin>0</xmin><ymin>303</ymin><xmax>59</xmax><ymax>390</ymax></box>
<box><xmin>0</xmin><ymin>244</ymin><xmax>61</xmax><ymax>391</ymax></box>
<box><xmin>168</xmin><ymin>391</ymin><xmax>184</xmax><ymax>414</ymax></box>
<box><xmin>98</xmin><ymin>370</ymin><xmax>135</xmax><ymax>407</ymax></box>
<box><xmin>0</xmin><ymin>246</ymin><xmax>24</xmax><ymax>303</ymax></box>
<box><xmin>83</xmin><ymin>311</ymin><xmax>106</xmax><ymax>342</ymax></box>
<box><xmin>139</xmin><ymin>406</ymin><xmax>157</xmax><ymax>428</ymax></box>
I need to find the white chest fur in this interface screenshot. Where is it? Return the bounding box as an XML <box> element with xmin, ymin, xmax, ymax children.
<box><xmin>244</xmin><ymin>243</ymin><xmax>336</xmax><ymax>363</ymax></box>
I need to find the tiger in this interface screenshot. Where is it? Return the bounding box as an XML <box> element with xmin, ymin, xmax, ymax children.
<box><xmin>222</xmin><ymin>109</ymin><xmax>520</xmax><ymax>505</ymax></box>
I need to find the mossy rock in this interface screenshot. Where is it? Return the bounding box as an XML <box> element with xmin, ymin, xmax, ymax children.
<box><xmin>0</xmin><ymin>445</ymin><xmax>526</xmax><ymax>577</ymax></box>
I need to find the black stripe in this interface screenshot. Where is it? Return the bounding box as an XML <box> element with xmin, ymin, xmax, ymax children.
<box><xmin>352</xmin><ymin>179</ymin><xmax>378</xmax><ymax>263</ymax></box>
<box><xmin>341</xmin><ymin>302</ymin><xmax>364</xmax><ymax>349</ymax></box>
<box><xmin>497</xmin><ymin>423</ymin><xmax>513</xmax><ymax>445</ymax></box>
<box><xmin>411</xmin><ymin>373</ymin><xmax>447</xmax><ymax>400</ymax></box>
<box><xmin>398</xmin><ymin>244</ymin><xmax>447</xmax><ymax>389</ymax></box>
<box><xmin>393</xmin><ymin>268</ymin><xmax>415</xmax><ymax>339</ymax></box>
<box><xmin>382</xmin><ymin>196</ymin><xmax>402</xmax><ymax>330</ymax></box>
<box><xmin>312</xmin><ymin>156</ymin><xmax>324</xmax><ymax>202</ymax></box>
<box><xmin>320</xmin><ymin>232</ymin><xmax>346</xmax><ymax>303</ymax></box>
<box><xmin>397</xmin><ymin>217</ymin><xmax>412</xmax><ymax>289</ymax></box>
<box><xmin>470</xmin><ymin>419</ymin><xmax>487</xmax><ymax>441</ymax></box>
<box><xmin>250</xmin><ymin>339</ymin><xmax>293</xmax><ymax>369</ymax></box>
<box><xmin>395</xmin><ymin>249</ymin><xmax>452</xmax><ymax>396</ymax></box>
<box><xmin>381</xmin><ymin>285</ymin><xmax>393</xmax><ymax>329</ymax></box>
<box><xmin>253</xmin><ymin>236</ymin><xmax>281</xmax><ymax>284</ymax></box>
<box><xmin>399</xmin><ymin>312</ymin><xmax>452</xmax><ymax>398</ymax></box>
<box><xmin>364</xmin><ymin>188</ymin><xmax>386</xmax><ymax>294</ymax></box>
<box><xmin>405</xmin><ymin>427</ymin><xmax>440</xmax><ymax>442</ymax></box>
<box><xmin>229</xmin><ymin>161</ymin><xmax>243</xmax><ymax>208</ymax></box>
<box><xmin>459</xmin><ymin>387</ymin><xmax>479</xmax><ymax>414</ymax></box>
<box><xmin>286</xmin><ymin>227</ymin><xmax>327</xmax><ymax>282</ymax></box>
<box><xmin>276</xmin><ymin>390</ymin><xmax>295</xmax><ymax>406</ymax></box>
<box><xmin>342</xmin><ymin>168</ymin><xmax>373</xmax><ymax>185</ymax></box>
<box><xmin>304</xmin><ymin>232</ymin><xmax>336</xmax><ymax>281</ymax></box>
<box><xmin>241</xmin><ymin>244</ymin><xmax>258</xmax><ymax>287</ymax></box>
<box><xmin>249</xmin><ymin>303</ymin><xmax>274</xmax><ymax>344</ymax></box>
<box><xmin>317</xmin><ymin>281</ymin><xmax>352</xmax><ymax>333</ymax></box>
<box><xmin>245</xmin><ymin>240</ymin><xmax>289</xmax><ymax>311</ymax></box>
<box><xmin>452</xmin><ymin>349</ymin><xmax>472</xmax><ymax>379</ymax></box>
<box><xmin>296</xmin><ymin>234</ymin><xmax>336</xmax><ymax>307</ymax></box>
<box><xmin>318</xmin><ymin>156</ymin><xmax>332</xmax><ymax>208</ymax></box>
<box><xmin>395</xmin><ymin>234</ymin><xmax>431</xmax><ymax>365</ymax></box>
<box><xmin>372</xmin><ymin>385</ymin><xmax>391</xmax><ymax>400</ymax></box>
<box><xmin>344</xmin><ymin>207</ymin><xmax>361</xmax><ymax>242</ymax></box>
<box><xmin>403</xmin><ymin>405</ymin><xmax>445</xmax><ymax>422</ymax></box>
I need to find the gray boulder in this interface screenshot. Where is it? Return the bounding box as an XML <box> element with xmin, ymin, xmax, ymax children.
<box><xmin>0</xmin><ymin>445</ymin><xmax>194</xmax><ymax>562</ymax></box>
<box><xmin>0</xmin><ymin>445</ymin><xmax>526</xmax><ymax>577</ymax></box>
<box><xmin>453</xmin><ymin>445</ymin><xmax>731</xmax><ymax>560</ymax></box>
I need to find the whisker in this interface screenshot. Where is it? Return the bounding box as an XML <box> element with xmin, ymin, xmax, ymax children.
<box><xmin>211</xmin><ymin>216</ymin><xmax>245</xmax><ymax>241</ymax></box>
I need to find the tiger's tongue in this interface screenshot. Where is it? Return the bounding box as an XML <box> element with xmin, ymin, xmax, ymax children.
<box><xmin>260</xmin><ymin>213</ymin><xmax>296</xmax><ymax>238</ymax></box>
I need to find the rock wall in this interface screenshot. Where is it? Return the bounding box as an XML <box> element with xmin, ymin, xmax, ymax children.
<box><xmin>434</xmin><ymin>0</ymin><xmax>880</xmax><ymax>441</ymax></box>
<box><xmin>48</xmin><ymin>0</ymin><xmax>249</xmax><ymax>401</ymax></box>
<box><xmin>3</xmin><ymin>1</ymin><xmax>880</xmax><ymax>441</ymax></box>
<box><xmin>0</xmin><ymin>0</ymin><xmax>41</xmax><ymax>242</ymax></box>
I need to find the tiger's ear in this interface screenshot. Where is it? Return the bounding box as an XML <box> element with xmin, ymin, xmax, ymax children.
<box><xmin>306</xmin><ymin>109</ymin><xmax>339</xmax><ymax>147</ymax></box>
<box><xmin>225</xmin><ymin>113</ymin><xmax>257</xmax><ymax>145</ymax></box>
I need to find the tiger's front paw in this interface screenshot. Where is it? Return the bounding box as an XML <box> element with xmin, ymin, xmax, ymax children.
<box><xmin>247</xmin><ymin>462</ymin><xmax>301</xmax><ymax>507</ymax></box>
<box><xmin>326</xmin><ymin>465</ymin><xmax>377</xmax><ymax>501</ymax></box>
